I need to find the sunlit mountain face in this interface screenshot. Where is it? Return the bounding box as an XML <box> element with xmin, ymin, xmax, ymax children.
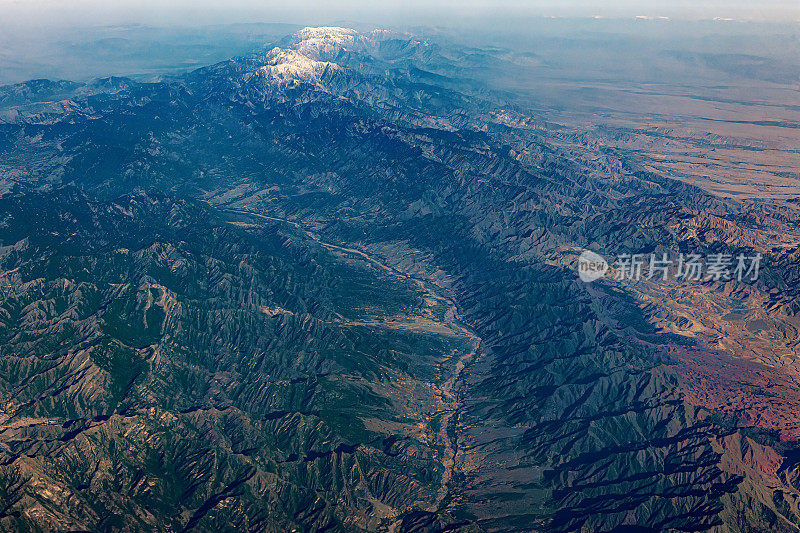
<box><xmin>0</xmin><ymin>21</ymin><xmax>799</xmax><ymax>532</ymax></box>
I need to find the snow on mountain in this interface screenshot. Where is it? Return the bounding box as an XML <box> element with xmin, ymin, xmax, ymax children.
<box><xmin>246</xmin><ymin>27</ymin><xmax>404</xmax><ymax>88</ymax></box>
<box><xmin>257</xmin><ymin>47</ymin><xmax>339</xmax><ymax>85</ymax></box>
<box><xmin>241</xmin><ymin>27</ymin><xmax>373</xmax><ymax>88</ymax></box>
<box><xmin>285</xmin><ymin>26</ymin><xmax>420</xmax><ymax>62</ymax></box>
<box><xmin>290</xmin><ymin>27</ymin><xmax>365</xmax><ymax>58</ymax></box>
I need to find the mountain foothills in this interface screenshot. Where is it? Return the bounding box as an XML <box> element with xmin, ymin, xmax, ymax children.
<box><xmin>0</xmin><ymin>26</ymin><xmax>800</xmax><ymax>532</ymax></box>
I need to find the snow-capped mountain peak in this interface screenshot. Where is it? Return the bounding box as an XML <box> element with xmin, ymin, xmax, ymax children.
<box><xmin>259</xmin><ymin>47</ymin><xmax>339</xmax><ymax>83</ymax></box>
<box><xmin>290</xmin><ymin>27</ymin><xmax>364</xmax><ymax>57</ymax></box>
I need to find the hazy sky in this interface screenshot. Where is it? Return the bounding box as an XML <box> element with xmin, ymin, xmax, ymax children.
<box><xmin>2</xmin><ymin>0</ymin><xmax>799</xmax><ymax>29</ymax></box>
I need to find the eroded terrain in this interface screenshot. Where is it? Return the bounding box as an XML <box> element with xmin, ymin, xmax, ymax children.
<box><xmin>0</xmin><ymin>24</ymin><xmax>799</xmax><ymax>531</ymax></box>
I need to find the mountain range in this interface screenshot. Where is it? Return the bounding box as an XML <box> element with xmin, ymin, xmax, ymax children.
<box><xmin>0</xmin><ymin>26</ymin><xmax>799</xmax><ymax>532</ymax></box>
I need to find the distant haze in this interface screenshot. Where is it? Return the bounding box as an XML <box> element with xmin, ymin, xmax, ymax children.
<box><xmin>1</xmin><ymin>0</ymin><xmax>799</xmax><ymax>30</ymax></box>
